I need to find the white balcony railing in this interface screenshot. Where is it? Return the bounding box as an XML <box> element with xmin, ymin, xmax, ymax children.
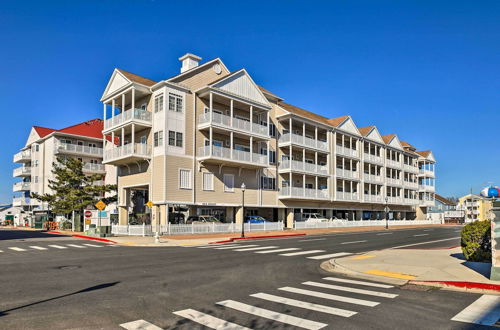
<box><xmin>336</xmin><ymin>145</ymin><xmax>359</xmax><ymax>158</ymax></box>
<box><xmin>364</xmin><ymin>173</ymin><xmax>383</xmax><ymax>183</ymax></box>
<box><xmin>56</xmin><ymin>143</ymin><xmax>103</xmax><ymax>156</ymax></box>
<box><xmin>386</xmin><ymin>159</ymin><xmax>401</xmax><ymax>168</ymax></box>
<box><xmin>363</xmin><ymin>153</ymin><xmax>383</xmax><ymax>164</ymax></box>
<box><xmin>198</xmin><ymin>145</ymin><xmax>267</xmax><ymax>166</ymax></box>
<box><xmin>387</xmin><ymin>196</ymin><xmax>403</xmax><ymax>204</ymax></box>
<box><xmin>198</xmin><ymin>112</ymin><xmax>269</xmax><ymax>138</ymax></box>
<box><xmin>279</xmin><ymin>133</ymin><xmax>329</xmax><ymax>152</ymax></box>
<box><xmin>104</xmin><ymin>143</ymin><xmax>151</xmax><ymax>162</ymax></box>
<box><xmin>279</xmin><ymin>187</ymin><xmax>329</xmax><ymax>200</ymax></box>
<box><xmin>336</xmin><ymin>191</ymin><xmax>359</xmax><ymax>201</ymax></box>
<box><xmin>83</xmin><ymin>163</ymin><xmax>105</xmax><ymax>172</ymax></box>
<box><xmin>386</xmin><ymin>177</ymin><xmax>402</xmax><ymax>186</ymax></box>
<box><xmin>104</xmin><ymin>108</ymin><xmax>152</xmax><ymax>130</ymax></box>
<box><xmin>13</xmin><ymin>167</ymin><xmax>31</xmax><ymax>177</ymax></box>
<box><xmin>279</xmin><ymin>159</ymin><xmax>328</xmax><ymax>175</ymax></box>
<box><xmin>13</xmin><ymin>182</ymin><xmax>31</xmax><ymax>192</ymax></box>
<box><xmin>403</xmin><ymin>181</ymin><xmax>419</xmax><ymax>189</ymax></box>
<box><xmin>421</xmin><ymin>199</ymin><xmax>435</xmax><ymax>207</ymax></box>
<box><xmin>13</xmin><ymin>150</ymin><xmax>31</xmax><ymax>163</ymax></box>
<box><xmin>419</xmin><ymin>169</ymin><xmax>435</xmax><ymax>177</ymax></box>
<box><xmin>13</xmin><ymin>197</ymin><xmax>29</xmax><ymax>206</ymax></box>
<box><xmin>404</xmin><ymin>198</ymin><xmax>419</xmax><ymax>205</ymax></box>
<box><xmin>403</xmin><ymin>164</ymin><xmax>419</xmax><ymax>173</ymax></box>
<box><xmin>419</xmin><ymin>184</ymin><xmax>435</xmax><ymax>192</ymax></box>
<box><xmin>465</xmin><ymin>202</ymin><xmax>479</xmax><ymax>207</ymax></box>
<box><xmin>364</xmin><ymin>194</ymin><xmax>383</xmax><ymax>203</ymax></box>
<box><xmin>336</xmin><ymin>168</ymin><xmax>359</xmax><ymax>180</ymax></box>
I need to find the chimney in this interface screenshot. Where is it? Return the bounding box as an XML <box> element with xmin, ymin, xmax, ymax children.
<box><xmin>179</xmin><ymin>53</ymin><xmax>202</xmax><ymax>73</ymax></box>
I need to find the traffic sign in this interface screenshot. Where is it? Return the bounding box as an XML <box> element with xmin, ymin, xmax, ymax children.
<box><xmin>85</xmin><ymin>219</ymin><xmax>91</xmax><ymax>225</ymax></box>
<box><xmin>95</xmin><ymin>200</ymin><xmax>106</xmax><ymax>211</ymax></box>
<box><xmin>84</xmin><ymin>210</ymin><xmax>92</xmax><ymax>218</ymax></box>
<box><xmin>146</xmin><ymin>201</ymin><xmax>153</xmax><ymax>208</ymax></box>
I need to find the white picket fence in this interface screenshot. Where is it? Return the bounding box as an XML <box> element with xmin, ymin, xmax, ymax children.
<box><xmin>111</xmin><ymin>224</ymin><xmax>154</xmax><ymax>236</ymax></box>
<box><xmin>294</xmin><ymin>219</ymin><xmax>441</xmax><ymax>230</ymax></box>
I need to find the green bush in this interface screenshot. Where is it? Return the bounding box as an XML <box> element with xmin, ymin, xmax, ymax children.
<box><xmin>61</xmin><ymin>221</ymin><xmax>73</xmax><ymax>230</ymax></box>
<box><xmin>461</xmin><ymin>221</ymin><xmax>491</xmax><ymax>262</ymax></box>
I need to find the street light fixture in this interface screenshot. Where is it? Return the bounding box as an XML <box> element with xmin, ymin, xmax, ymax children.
<box><xmin>241</xmin><ymin>183</ymin><xmax>246</xmax><ymax>238</ymax></box>
<box><xmin>385</xmin><ymin>196</ymin><xmax>389</xmax><ymax>230</ymax></box>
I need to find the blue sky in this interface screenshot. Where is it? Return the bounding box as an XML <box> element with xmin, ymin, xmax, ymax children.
<box><xmin>1</xmin><ymin>0</ymin><xmax>499</xmax><ymax>203</ymax></box>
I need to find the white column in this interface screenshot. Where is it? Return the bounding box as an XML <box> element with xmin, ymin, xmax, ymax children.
<box><xmin>341</xmin><ymin>134</ymin><xmax>345</xmax><ymax>153</ymax></box>
<box><xmin>209</xmin><ymin>126</ymin><xmax>213</xmax><ymax>157</ymax></box>
<box><xmin>121</xmin><ymin>127</ymin><xmax>124</xmax><ymax>146</ymax></box>
<box><xmin>112</xmin><ymin>99</ymin><xmax>115</xmax><ymax>117</ymax></box>
<box><xmin>302</xmin><ymin>148</ymin><xmax>306</xmax><ymax>170</ymax></box>
<box><xmin>302</xmin><ymin>121</ymin><xmax>306</xmax><ymax>145</ymax></box>
<box><xmin>315</xmin><ymin>176</ymin><xmax>318</xmax><ymax>196</ymax></box>
<box><xmin>266</xmin><ymin>111</ymin><xmax>270</xmax><ymax>136</ymax></box>
<box><xmin>289</xmin><ymin>117</ymin><xmax>292</xmax><ymax>135</ymax></box>
<box><xmin>209</xmin><ymin>92</ymin><xmax>213</xmax><ymax>123</ymax></box>
<box><xmin>250</xmin><ymin>106</ymin><xmax>253</xmax><ymax>132</ymax></box>
<box><xmin>131</xmin><ymin>88</ymin><xmax>135</xmax><ymax>110</ymax></box>
<box><xmin>111</xmin><ymin>131</ymin><xmax>115</xmax><ymax>149</ymax></box>
<box><xmin>131</xmin><ymin>123</ymin><xmax>135</xmax><ymax>151</ymax></box>
<box><xmin>303</xmin><ymin>174</ymin><xmax>306</xmax><ymax>196</ymax></box>
<box><xmin>314</xmin><ymin>126</ymin><xmax>318</xmax><ymax>148</ymax></box>
<box><xmin>314</xmin><ymin>151</ymin><xmax>318</xmax><ymax>166</ymax></box>
<box><xmin>230</xmin><ymin>99</ymin><xmax>234</xmax><ymax>127</ymax></box>
<box><xmin>230</xmin><ymin>131</ymin><xmax>234</xmax><ymax>159</ymax></box>
<box><xmin>121</xmin><ymin>93</ymin><xmax>125</xmax><ymax>113</ymax></box>
<box><xmin>266</xmin><ymin>140</ymin><xmax>270</xmax><ymax>166</ymax></box>
<box><xmin>250</xmin><ymin>136</ymin><xmax>253</xmax><ymax>162</ymax></box>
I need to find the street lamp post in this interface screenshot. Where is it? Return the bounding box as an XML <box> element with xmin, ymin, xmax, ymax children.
<box><xmin>241</xmin><ymin>183</ymin><xmax>246</xmax><ymax>238</ymax></box>
<box><xmin>385</xmin><ymin>196</ymin><xmax>389</xmax><ymax>230</ymax></box>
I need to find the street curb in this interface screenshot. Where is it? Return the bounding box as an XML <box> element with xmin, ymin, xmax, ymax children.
<box><xmin>210</xmin><ymin>233</ymin><xmax>306</xmax><ymax>244</ymax></box>
<box><xmin>46</xmin><ymin>231</ymin><xmax>116</xmax><ymax>244</ymax></box>
<box><xmin>409</xmin><ymin>280</ymin><xmax>500</xmax><ymax>295</ymax></box>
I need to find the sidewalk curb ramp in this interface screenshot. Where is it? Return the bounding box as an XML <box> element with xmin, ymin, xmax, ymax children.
<box><xmin>210</xmin><ymin>233</ymin><xmax>306</xmax><ymax>244</ymax></box>
<box><xmin>46</xmin><ymin>231</ymin><xmax>117</xmax><ymax>244</ymax></box>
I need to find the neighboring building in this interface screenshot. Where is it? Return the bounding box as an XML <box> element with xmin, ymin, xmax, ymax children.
<box><xmin>0</xmin><ymin>205</ymin><xmax>26</xmax><ymax>226</ymax></box>
<box><xmin>99</xmin><ymin>53</ymin><xmax>437</xmax><ymax>227</ymax></box>
<box><xmin>12</xmin><ymin>119</ymin><xmax>117</xmax><ymax>225</ymax></box>
<box><xmin>457</xmin><ymin>194</ymin><xmax>492</xmax><ymax>222</ymax></box>
<box><xmin>428</xmin><ymin>193</ymin><xmax>455</xmax><ymax>223</ymax></box>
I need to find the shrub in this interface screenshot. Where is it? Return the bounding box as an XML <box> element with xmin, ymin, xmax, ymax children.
<box><xmin>61</xmin><ymin>221</ymin><xmax>73</xmax><ymax>230</ymax></box>
<box><xmin>461</xmin><ymin>221</ymin><xmax>492</xmax><ymax>262</ymax></box>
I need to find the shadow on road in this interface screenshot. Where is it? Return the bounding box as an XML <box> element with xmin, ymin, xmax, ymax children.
<box><xmin>0</xmin><ymin>229</ymin><xmax>70</xmax><ymax>241</ymax></box>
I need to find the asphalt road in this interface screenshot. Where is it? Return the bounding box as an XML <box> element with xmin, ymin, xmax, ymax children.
<box><xmin>0</xmin><ymin>226</ymin><xmax>495</xmax><ymax>329</ymax></box>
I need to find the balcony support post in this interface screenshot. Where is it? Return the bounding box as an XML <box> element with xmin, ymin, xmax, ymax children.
<box><xmin>121</xmin><ymin>127</ymin><xmax>125</xmax><ymax>147</ymax></box>
<box><xmin>131</xmin><ymin>88</ymin><xmax>135</xmax><ymax>110</ymax></box>
<box><xmin>250</xmin><ymin>136</ymin><xmax>253</xmax><ymax>162</ymax></box>
<box><xmin>314</xmin><ymin>126</ymin><xmax>318</xmax><ymax>148</ymax></box>
<box><xmin>266</xmin><ymin>140</ymin><xmax>270</xmax><ymax>166</ymax></box>
<box><xmin>250</xmin><ymin>106</ymin><xmax>253</xmax><ymax>132</ymax></box>
<box><xmin>302</xmin><ymin>121</ymin><xmax>305</xmax><ymax>145</ymax></box>
<box><xmin>230</xmin><ymin>99</ymin><xmax>233</xmax><ymax>127</ymax></box>
<box><xmin>131</xmin><ymin>123</ymin><xmax>135</xmax><ymax>152</ymax></box>
<box><xmin>302</xmin><ymin>149</ymin><xmax>305</xmax><ymax>171</ymax></box>
<box><xmin>266</xmin><ymin>111</ymin><xmax>270</xmax><ymax>136</ymax></box>
<box><xmin>209</xmin><ymin>92</ymin><xmax>213</xmax><ymax>123</ymax></box>
<box><xmin>112</xmin><ymin>98</ymin><xmax>115</xmax><ymax>117</ymax></box>
<box><xmin>122</xmin><ymin>93</ymin><xmax>125</xmax><ymax>113</ymax></box>
<box><xmin>303</xmin><ymin>174</ymin><xmax>306</xmax><ymax>197</ymax></box>
<box><xmin>209</xmin><ymin>126</ymin><xmax>213</xmax><ymax>157</ymax></box>
<box><xmin>230</xmin><ymin>131</ymin><xmax>233</xmax><ymax>160</ymax></box>
<box><xmin>111</xmin><ymin>132</ymin><xmax>115</xmax><ymax>150</ymax></box>
<box><xmin>314</xmin><ymin>152</ymin><xmax>318</xmax><ymax>171</ymax></box>
<box><xmin>315</xmin><ymin>176</ymin><xmax>318</xmax><ymax>198</ymax></box>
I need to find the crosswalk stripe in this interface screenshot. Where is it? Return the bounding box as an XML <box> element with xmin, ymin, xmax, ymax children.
<box><xmin>280</xmin><ymin>250</ymin><xmax>325</xmax><ymax>256</ymax></box>
<box><xmin>66</xmin><ymin>244</ymin><xmax>86</xmax><ymax>248</ymax></box>
<box><xmin>255</xmin><ymin>248</ymin><xmax>300</xmax><ymax>254</ymax></box>
<box><xmin>251</xmin><ymin>292</ymin><xmax>357</xmax><ymax>317</ymax></box>
<box><xmin>215</xmin><ymin>244</ymin><xmax>259</xmax><ymax>250</ymax></box>
<box><xmin>233</xmin><ymin>246</ymin><xmax>278</xmax><ymax>252</ymax></box>
<box><xmin>29</xmin><ymin>246</ymin><xmax>48</xmax><ymax>250</ymax></box>
<box><xmin>198</xmin><ymin>244</ymin><xmax>240</xmax><ymax>249</ymax></box>
<box><xmin>9</xmin><ymin>247</ymin><xmax>26</xmax><ymax>252</ymax></box>
<box><xmin>302</xmin><ymin>281</ymin><xmax>398</xmax><ymax>298</ymax></box>
<box><xmin>323</xmin><ymin>277</ymin><xmax>394</xmax><ymax>289</ymax></box>
<box><xmin>83</xmin><ymin>244</ymin><xmax>102</xmax><ymax>248</ymax></box>
<box><xmin>173</xmin><ymin>308</ymin><xmax>251</xmax><ymax>330</ymax></box>
<box><xmin>120</xmin><ymin>319</ymin><xmax>162</xmax><ymax>330</ymax></box>
<box><xmin>451</xmin><ymin>295</ymin><xmax>500</xmax><ymax>325</ymax></box>
<box><xmin>216</xmin><ymin>300</ymin><xmax>327</xmax><ymax>330</ymax></box>
<box><xmin>278</xmin><ymin>287</ymin><xmax>379</xmax><ymax>307</ymax></box>
<box><xmin>48</xmin><ymin>245</ymin><xmax>67</xmax><ymax>249</ymax></box>
<box><xmin>307</xmin><ymin>252</ymin><xmax>352</xmax><ymax>260</ymax></box>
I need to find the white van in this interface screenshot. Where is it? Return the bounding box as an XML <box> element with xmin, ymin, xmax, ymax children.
<box><xmin>301</xmin><ymin>213</ymin><xmax>329</xmax><ymax>222</ymax></box>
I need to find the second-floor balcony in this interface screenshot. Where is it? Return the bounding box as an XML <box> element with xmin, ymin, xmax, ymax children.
<box><xmin>103</xmin><ymin>143</ymin><xmax>151</xmax><ymax>165</ymax></box>
<box><xmin>198</xmin><ymin>112</ymin><xmax>269</xmax><ymax>138</ymax></box>
<box><xmin>279</xmin><ymin>133</ymin><xmax>329</xmax><ymax>152</ymax></box>
<box><xmin>336</xmin><ymin>168</ymin><xmax>360</xmax><ymax>180</ymax></box>
<box><xmin>403</xmin><ymin>164</ymin><xmax>419</xmax><ymax>173</ymax></box>
<box><xmin>82</xmin><ymin>163</ymin><xmax>106</xmax><ymax>174</ymax></box>
<box><xmin>336</xmin><ymin>191</ymin><xmax>359</xmax><ymax>201</ymax></box>
<box><xmin>13</xmin><ymin>150</ymin><xmax>31</xmax><ymax>163</ymax></box>
<box><xmin>279</xmin><ymin>187</ymin><xmax>329</xmax><ymax>200</ymax></box>
<box><xmin>336</xmin><ymin>145</ymin><xmax>359</xmax><ymax>158</ymax></box>
<box><xmin>104</xmin><ymin>108</ymin><xmax>152</xmax><ymax>132</ymax></box>
<box><xmin>403</xmin><ymin>181</ymin><xmax>419</xmax><ymax>189</ymax></box>
<box><xmin>419</xmin><ymin>169</ymin><xmax>435</xmax><ymax>178</ymax></box>
<box><xmin>404</xmin><ymin>198</ymin><xmax>419</xmax><ymax>205</ymax></box>
<box><xmin>55</xmin><ymin>143</ymin><xmax>103</xmax><ymax>157</ymax></box>
<box><xmin>198</xmin><ymin>145</ymin><xmax>267</xmax><ymax>168</ymax></box>
<box><xmin>386</xmin><ymin>159</ymin><xmax>401</xmax><ymax>168</ymax></box>
<box><xmin>386</xmin><ymin>177</ymin><xmax>402</xmax><ymax>186</ymax></box>
<box><xmin>364</xmin><ymin>194</ymin><xmax>383</xmax><ymax>203</ymax></box>
<box><xmin>13</xmin><ymin>196</ymin><xmax>29</xmax><ymax>207</ymax></box>
<box><xmin>279</xmin><ymin>159</ymin><xmax>328</xmax><ymax>176</ymax></box>
<box><xmin>363</xmin><ymin>153</ymin><xmax>383</xmax><ymax>164</ymax></box>
<box><xmin>419</xmin><ymin>184</ymin><xmax>435</xmax><ymax>192</ymax></box>
<box><xmin>13</xmin><ymin>167</ymin><xmax>31</xmax><ymax>177</ymax></box>
<box><xmin>387</xmin><ymin>196</ymin><xmax>403</xmax><ymax>204</ymax></box>
<box><xmin>364</xmin><ymin>173</ymin><xmax>383</xmax><ymax>184</ymax></box>
<box><xmin>13</xmin><ymin>182</ymin><xmax>31</xmax><ymax>192</ymax></box>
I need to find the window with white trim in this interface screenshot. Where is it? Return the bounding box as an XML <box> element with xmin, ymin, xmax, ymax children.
<box><xmin>223</xmin><ymin>174</ymin><xmax>234</xmax><ymax>192</ymax></box>
<box><xmin>168</xmin><ymin>131</ymin><xmax>183</xmax><ymax>147</ymax></box>
<box><xmin>154</xmin><ymin>94</ymin><xmax>164</xmax><ymax>113</ymax></box>
<box><xmin>269</xmin><ymin>150</ymin><xmax>276</xmax><ymax>164</ymax></box>
<box><xmin>269</xmin><ymin>123</ymin><xmax>277</xmax><ymax>137</ymax></box>
<box><xmin>260</xmin><ymin>176</ymin><xmax>276</xmax><ymax>190</ymax></box>
<box><xmin>179</xmin><ymin>169</ymin><xmax>192</xmax><ymax>189</ymax></box>
<box><xmin>169</xmin><ymin>93</ymin><xmax>183</xmax><ymax>112</ymax></box>
<box><xmin>203</xmin><ymin>172</ymin><xmax>214</xmax><ymax>191</ymax></box>
<box><xmin>154</xmin><ymin>131</ymin><xmax>163</xmax><ymax>147</ymax></box>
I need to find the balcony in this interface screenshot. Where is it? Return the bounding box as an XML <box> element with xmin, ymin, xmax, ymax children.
<box><xmin>198</xmin><ymin>112</ymin><xmax>269</xmax><ymax>139</ymax></box>
<box><xmin>364</xmin><ymin>194</ymin><xmax>383</xmax><ymax>203</ymax></box>
<box><xmin>419</xmin><ymin>184</ymin><xmax>435</xmax><ymax>192</ymax></box>
<box><xmin>13</xmin><ymin>197</ymin><xmax>29</xmax><ymax>207</ymax></box>
<box><xmin>279</xmin><ymin>187</ymin><xmax>329</xmax><ymax>200</ymax></box>
<box><xmin>13</xmin><ymin>167</ymin><xmax>31</xmax><ymax>177</ymax></box>
<box><xmin>387</xmin><ymin>196</ymin><xmax>403</xmax><ymax>204</ymax></box>
<box><xmin>386</xmin><ymin>177</ymin><xmax>402</xmax><ymax>186</ymax></box>
<box><xmin>403</xmin><ymin>181</ymin><xmax>419</xmax><ymax>189</ymax></box>
<box><xmin>13</xmin><ymin>182</ymin><xmax>30</xmax><ymax>192</ymax></box>
<box><xmin>403</xmin><ymin>164</ymin><xmax>419</xmax><ymax>173</ymax></box>
<box><xmin>386</xmin><ymin>159</ymin><xmax>401</xmax><ymax>169</ymax></box>
<box><xmin>404</xmin><ymin>198</ymin><xmax>419</xmax><ymax>205</ymax></box>
<box><xmin>103</xmin><ymin>108</ymin><xmax>152</xmax><ymax>132</ymax></box>
<box><xmin>336</xmin><ymin>145</ymin><xmax>359</xmax><ymax>158</ymax></box>
<box><xmin>336</xmin><ymin>168</ymin><xmax>360</xmax><ymax>180</ymax></box>
<box><xmin>364</xmin><ymin>173</ymin><xmax>383</xmax><ymax>184</ymax></box>
<box><xmin>103</xmin><ymin>143</ymin><xmax>151</xmax><ymax>165</ymax></box>
<box><xmin>279</xmin><ymin>159</ymin><xmax>328</xmax><ymax>176</ymax></box>
<box><xmin>55</xmin><ymin>143</ymin><xmax>103</xmax><ymax>157</ymax></box>
<box><xmin>419</xmin><ymin>169</ymin><xmax>435</xmax><ymax>178</ymax></box>
<box><xmin>198</xmin><ymin>145</ymin><xmax>267</xmax><ymax>168</ymax></box>
<box><xmin>83</xmin><ymin>163</ymin><xmax>106</xmax><ymax>173</ymax></box>
<box><xmin>364</xmin><ymin>153</ymin><xmax>383</xmax><ymax>164</ymax></box>
<box><xmin>279</xmin><ymin>133</ymin><xmax>329</xmax><ymax>152</ymax></box>
<box><xmin>420</xmin><ymin>199</ymin><xmax>435</xmax><ymax>207</ymax></box>
<box><xmin>465</xmin><ymin>202</ymin><xmax>479</xmax><ymax>207</ymax></box>
<box><xmin>336</xmin><ymin>191</ymin><xmax>359</xmax><ymax>201</ymax></box>
<box><xmin>13</xmin><ymin>150</ymin><xmax>31</xmax><ymax>163</ymax></box>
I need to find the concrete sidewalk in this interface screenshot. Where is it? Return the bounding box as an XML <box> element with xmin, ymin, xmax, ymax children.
<box><xmin>327</xmin><ymin>247</ymin><xmax>500</xmax><ymax>294</ymax></box>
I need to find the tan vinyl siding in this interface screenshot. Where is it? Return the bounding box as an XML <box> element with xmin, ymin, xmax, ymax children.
<box><xmin>172</xmin><ymin>63</ymin><xmax>229</xmax><ymax>91</ymax></box>
<box><xmin>152</xmin><ymin>155</ymin><xmax>165</xmax><ymax>201</ymax></box>
<box><xmin>165</xmin><ymin>156</ymin><xmax>193</xmax><ymax>203</ymax></box>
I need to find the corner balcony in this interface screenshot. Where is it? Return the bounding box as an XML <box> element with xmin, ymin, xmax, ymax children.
<box><xmin>336</xmin><ymin>191</ymin><xmax>359</xmax><ymax>201</ymax></box>
<box><xmin>13</xmin><ymin>167</ymin><xmax>31</xmax><ymax>177</ymax></box>
<box><xmin>198</xmin><ymin>112</ymin><xmax>269</xmax><ymax>139</ymax></box>
<box><xmin>387</xmin><ymin>196</ymin><xmax>403</xmax><ymax>204</ymax></box>
<box><xmin>419</xmin><ymin>184</ymin><xmax>435</xmax><ymax>192</ymax></box>
<box><xmin>103</xmin><ymin>108</ymin><xmax>152</xmax><ymax>133</ymax></box>
<box><xmin>403</xmin><ymin>164</ymin><xmax>419</xmax><ymax>173</ymax></box>
<box><xmin>364</xmin><ymin>194</ymin><xmax>383</xmax><ymax>203</ymax></box>
<box><xmin>364</xmin><ymin>173</ymin><xmax>383</xmax><ymax>184</ymax></box>
<box><xmin>386</xmin><ymin>159</ymin><xmax>401</xmax><ymax>169</ymax></box>
<box><xmin>103</xmin><ymin>143</ymin><xmax>151</xmax><ymax>165</ymax></box>
<box><xmin>403</xmin><ymin>181</ymin><xmax>419</xmax><ymax>189</ymax></box>
<box><xmin>198</xmin><ymin>145</ymin><xmax>268</xmax><ymax>169</ymax></box>
<box><xmin>386</xmin><ymin>177</ymin><xmax>402</xmax><ymax>186</ymax></box>
<box><xmin>279</xmin><ymin>187</ymin><xmax>329</xmax><ymax>200</ymax></box>
<box><xmin>363</xmin><ymin>153</ymin><xmax>383</xmax><ymax>165</ymax></box>
<box><xmin>13</xmin><ymin>197</ymin><xmax>29</xmax><ymax>207</ymax></box>
<box><xmin>83</xmin><ymin>163</ymin><xmax>106</xmax><ymax>174</ymax></box>
<box><xmin>336</xmin><ymin>146</ymin><xmax>359</xmax><ymax>158</ymax></box>
<box><xmin>279</xmin><ymin>159</ymin><xmax>328</xmax><ymax>176</ymax></box>
<box><xmin>13</xmin><ymin>182</ymin><xmax>30</xmax><ymax>192</ymax></box>
<box><xmin>55</xmin><ymin>143</ymin><xmax>103</xmax><ymax>157</ymax></box>
<box><xmin>404</xmin><ymin>198</ymin><xmax>419</xmax><ymax>205</ymax></box>
<box><xmin>336</xmin><ymin>168</ymin><xmax>360</xmax><ymax>180</ymax></box>
<box><xmin>279</xmin><ymin>133</ymin><xmax>329</xmax><ymax>153</ymax></box>
<box><xmin>419</xmin><ymin>169</ymin><xmax>435</xmax><ymax>178</ymax></box>
<box><xmin>420</xmin><ymin>199</ymin><xmax>435</xmax><ymax>207</ymax></box>
<box><xmin>13</xmin><ymin>150</ymin><xmax>31</xmax><ymax>163</ymax></box>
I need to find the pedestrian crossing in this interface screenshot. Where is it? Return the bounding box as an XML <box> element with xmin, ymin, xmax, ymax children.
<box><xmin>0</xmin><ymin>242</ymin><xmax>114</xmax><ymax>254</ymax></box>
<box><xmin>194</xmin><ymin>243</ymin><xmax>353</xmax><ymax>261</ymax></box>
<box><xmin>121</xmin><ymin>276</ymin><xmax>400</xmax><ymax>329</ymax></box>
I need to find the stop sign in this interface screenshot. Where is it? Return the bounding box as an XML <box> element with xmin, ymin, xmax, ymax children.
<box><xmin>84</xmin><ymin>210</ymin><xmax>92</xmax><ymax>218</ymax></box>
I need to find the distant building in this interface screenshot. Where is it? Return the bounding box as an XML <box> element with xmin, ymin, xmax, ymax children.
<box><xmin>427</xmin><ymin>193</ymin><xmax>455</xmax><ymax>223</ymax></box>
<box><xmin>457</xmin><ymin>194</ymin><xmax>492</xmax><ymax>222</ymax></box>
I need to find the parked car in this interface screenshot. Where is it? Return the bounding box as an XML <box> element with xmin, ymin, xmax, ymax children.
<box><xmin>169</xmin><ymin>212</ymin><xmax>185</xmax><ymax>224</ymax></box>
<box><xmin>301</xmin><ymin>213</ymin><xmax>329</xmax><ymax>222</ymax></box>
<box><xmin>186</xmin><ymin>215</ymin><xmax>220</xmax><ymax>224</ymax></box>
<box><xmin>244</xmin><ymin>215</ymin><xmax>269</xmax><ymax>223</ymax></box>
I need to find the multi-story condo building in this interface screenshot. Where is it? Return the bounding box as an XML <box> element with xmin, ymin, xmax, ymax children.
<box><xmin>457</xmin><ymin>194</ymin><xmax>492</xmax><ymax>222</ymax></box>
<box><xmin>100</xmin><ymin>53</ymin><xmax>436</xmax><ymax>227</ymax></box>
<box><xmin>12</xmin><ymin>119</ymin><xmax>117</xmax><ymax>225</ymax></box>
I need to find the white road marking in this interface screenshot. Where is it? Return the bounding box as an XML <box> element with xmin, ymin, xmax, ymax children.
<box><xmin>307</xmin><ymin>252</ymin><xmax>352</xmax><ymax>260</ymax></box>
<box><xmin>48</xmin><ymin>245</ymin><xmax>67</xmax><ymax>249</ymax></box>
<box><xmin>233</xmin><ymin>246</ymin><xmax>278</xmax><ymax>252</ymax></box>
<box><xmin>423</xmin><ymin>229</ymin><xmax>433</xmax><ymax>231</ymax></box>
<box><xmin>451</xmin><ymin>295</ymin><xmax>500</xmax><ymax>326</ymax></box>
<box><xmin>216</xmin><ymin>300</ymin><xmax>327</xmax><ymax>330</ymax></box>
<box><xmin>322</xmin><ymin>277</ymin><xmax>394</xmax><ymax>289</ymax></box>
<box><xmin>83</xmin><ymin>244</ymin><xmax>102</xmax><ymax>248</ymax></box>
<box><xmin>198</xmin><ymin>243</ymin><xmax>241</xmax><ymax>249</ymax></box>
<box><xmin>215</xmin><ymin>244</ymin><xmax>259</xmax><ymax>250</ymax></box>
<box><xmin>389</xmin><ymin>237</ymin><xmax>459</xmax><ymax>249</ymax></box>
<box><xmin>251</xmin><ymin>292</ymin><xmax>356</xmax><ymax>317</ymax></box>
<box><xmin>280</xmin><ymin>250</ymin><xmax>325</xmax><ymax>256</ymax></box>
<box><xmin>299</xmin><ymin>238</ymin><xmax>326</xmax><ymax>242</ymax></box>
<box><xmin>413</xmin><ymin>234</ymin><xmax>429</xmax><ymax>237</ymax></box>
<box><xmin>9</xmin><ymin>247</ymin><xmax>26</xmax><ymax>252</ymax></box>
<box><xmin>120</xmin><ymin>319</ymin><xmax>163</xmax><ymax>330</ymax></box>
<box><xmin>255</xmin><ymin>248</ymin><xmax>300</xmax><ymax>254</ymax></box>
<box><xmin>29</xmin><ymin>246</ymin><xmax>48</xmax><ymax>250</ymax></box>
<box><xmin>66</xmin><ymin>244</ymin><xmax>86</xmax><ymax>248</ymax></box>
<box><xmin>173</xmin><ymin>308</ymin><xmax>251</xmax><ymax>330</ymax></box>
<box><xmin>341</xmin><ymin>240</ymin><xmax>367</xmax><ymax>245</ymax></box>
<box><xmin>0</xmin><ymin>250</ymin><xmax>3</xmax><ymax>253</ymax></box>
<box><xmin>303</xmin><ymin>281</ymin><xmax>398</xmax><ymax>298</ymax></box>
<box><xmin>279</xmin><ymin>287</ymin><xmax>379</xmax><ymax>307</ymax></box>
<box><xmin>376</xmin><ymin>232</ymin><xmax>393</xmax><ymax>235</ymax></box>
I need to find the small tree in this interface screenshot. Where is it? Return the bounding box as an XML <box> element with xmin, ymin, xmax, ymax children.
<box><xmin>461</xmin><ymin>221</ymin><xmax>491</xmax><ymax>262</ymax></box>
<box><xmin>31</xmin><ymin>157</ymin><xmax>117</xmax><ymax>230</ymax></box>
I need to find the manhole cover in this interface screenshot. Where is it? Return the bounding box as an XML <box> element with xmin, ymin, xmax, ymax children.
<box><xmin>56</xmin><ymin>265</ymin><xmax>81</xmax><ymax>270</ymax></box>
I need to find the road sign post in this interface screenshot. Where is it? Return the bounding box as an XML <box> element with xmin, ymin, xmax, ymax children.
<box><xmin>95</xmin><ymin>200</ymin><xmax>107</xmax><ymax>237</ymax></box>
